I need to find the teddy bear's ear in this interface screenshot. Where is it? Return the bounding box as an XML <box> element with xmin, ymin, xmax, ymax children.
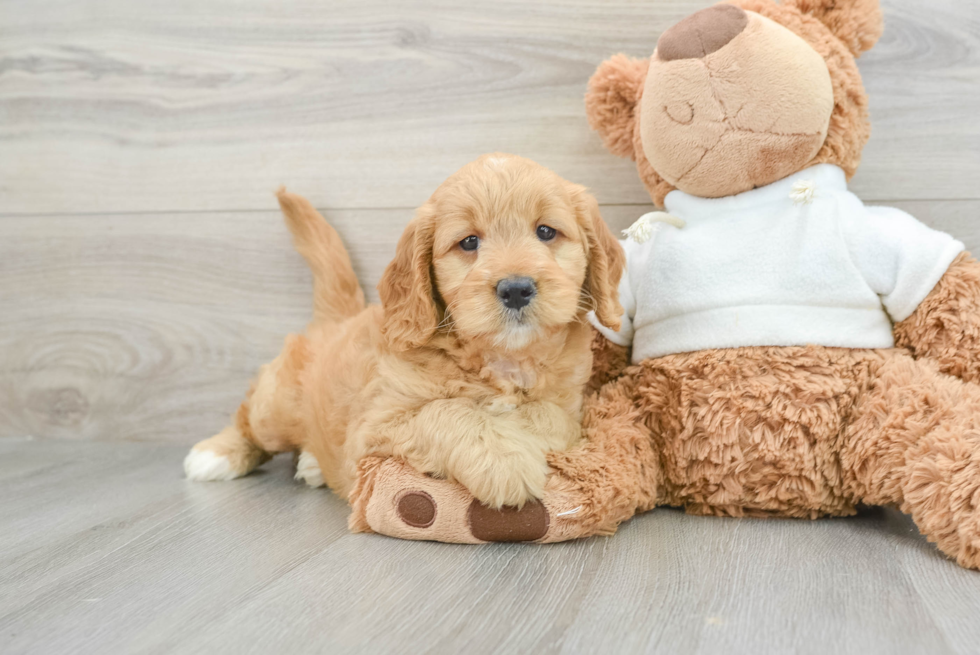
<box><xmin>585</xmin><ymin>54</ymin><xmax>650</xmax><ymax>159</ymax></box>
<box><xmin>785</xmin><ymin>0</ymin><xmax>884</xmax><ymax>56</ymax></box>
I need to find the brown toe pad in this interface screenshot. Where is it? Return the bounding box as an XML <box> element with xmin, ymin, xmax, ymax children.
<box><xmin>396</xmin><ymin>491</ymin><xmax>437</xmax><ymax>528</ymax></box>
<box><xmin>467</xmin><ymin>499</ymin><xmax>550</xmax><ymax>542</ymax></box>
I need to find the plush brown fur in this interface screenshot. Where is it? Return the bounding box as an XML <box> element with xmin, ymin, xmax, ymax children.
<box><xmin>894</xmin><ymin>252</ymin><xmax>980</xmax><ymax>386</ymax></box>
<box><xmin>584</xmin><ymin>330</ymin><xmax>630</xmax><ymax>396</ymax></box>
<box><xmin>550</xmin><ymin>337</ymin><xmax>980</xmax><ymax>571</ymax></box>
<box><xmin>785</xmin><ymin>0</ymin><xmax>884</xmax><ymax>56</ymax></box>
<box><xmin>185</xmin><ymin>154</ymin><xmax>624</xmax><ymax>510</ymax></box>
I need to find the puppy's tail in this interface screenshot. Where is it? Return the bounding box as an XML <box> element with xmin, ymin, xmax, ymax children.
<box><xmin>276</xmin><ymin>188</ymin><xmax>365</xmax><ymax>324</ymax></box>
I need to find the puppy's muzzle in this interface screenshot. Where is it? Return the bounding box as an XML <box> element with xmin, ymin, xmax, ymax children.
<box><xmin>496</xmin><ymin>277</ymin><xmax>537</xmax><ymax>310</ymax></box>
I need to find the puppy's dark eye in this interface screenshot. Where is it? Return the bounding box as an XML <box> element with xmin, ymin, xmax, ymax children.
<box><xmin>536</xmin><ymin>225</ymin><xmax>557</xmax><ymax>241</ymax></box>
<box><xmin>460</xmin><ymin>235</ymin><xmax>480</xmax><ymax>251</ymax></box>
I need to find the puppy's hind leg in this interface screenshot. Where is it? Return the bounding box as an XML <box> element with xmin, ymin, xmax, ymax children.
<box><xmin>184</xmin><ymin>420</ymin><xmax>271</xmax><ymax>482</ymax></box>
<box><xmin>186</xmin><ymin>335</ymin><xmax>308</xmax><ymax>481</ymax></box>
<box><xmin>294</xmin><ymin>450</ymin><xmax>325</xmax><ymax>488</ymax></box>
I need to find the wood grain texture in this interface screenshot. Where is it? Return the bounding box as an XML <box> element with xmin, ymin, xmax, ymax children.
<box><xmin>0</xmin><ymin>0</ymin><xmax>978</xmax><ymax>215</ymax></box>
<box><xmin>1</xmin><ymin>438</ymin><xmax>979</xmax><ymax>655</ymax></box>
<box><xmin>0</xmin><ymin>206</ymin><xmax>389</xmax><ymax>442</ymax></box>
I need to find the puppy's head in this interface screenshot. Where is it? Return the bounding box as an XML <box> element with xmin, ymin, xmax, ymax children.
<box><xmin>379</xmin><ymin>153</ymin><xmax>624</xmax><ymax>351</ymax></box>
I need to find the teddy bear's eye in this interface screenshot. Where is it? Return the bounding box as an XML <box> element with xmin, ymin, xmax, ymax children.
<box><xmin>664</xmin><ymin>101</ymin><xmax>694</xmax><ymax>125</ymax></box>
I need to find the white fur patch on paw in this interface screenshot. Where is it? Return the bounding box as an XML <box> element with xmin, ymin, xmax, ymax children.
<box><xmin>487</xmin><ymin>398</ymin><xmax>517</xmax><ymax>415</ymax></box>
<box><xmin>184</xmin><ymin>449</ymin><xmax>240</xmax><ymax>481</ymax></box>
<box><xmin>294</xmin><ymin>451</ymin><xmax>325</xmax><ymax>488</ymax></box>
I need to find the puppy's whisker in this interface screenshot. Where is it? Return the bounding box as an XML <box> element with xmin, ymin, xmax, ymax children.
<box><xmin>436</xmin><ymin>299</ymin><xmax>464</xmax><ymax>331</ymax></box>
<box><xmin>579</xmin><ymin>289</ymin><xmax>598</xmax><ymax>311</ymax></box>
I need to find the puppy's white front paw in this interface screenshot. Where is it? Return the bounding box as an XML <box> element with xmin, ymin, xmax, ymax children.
<box><xmin>294</xmin><ymin>451</ymin><xmax>325</xmax><ymax>488</ymax></box>
<box><xmin>487</xmin><ymin>398</ymin><xmax>518</xmax><ymax>415</ymax></box>
<box><xmin>184</xmin><ymin>448</ymin><xmax>240</xmax><ymax>482</ymax></box>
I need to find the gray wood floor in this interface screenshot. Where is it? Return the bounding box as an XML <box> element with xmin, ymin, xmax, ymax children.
<box><xmin>3</xmin><ymin>437</ymin><xmax>980</xmax><ymax>655</ymax></box>
<box><xmin>3</xmin><ymin>0</ymin><xmax>980</xmax><ymax>652</ymax></box>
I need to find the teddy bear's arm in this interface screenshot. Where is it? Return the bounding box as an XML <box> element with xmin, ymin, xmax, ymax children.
<box><xmin>586</xmin><ymin>328</ymin><xmax>631</xmax><ymax>395</ymax></box>
<box><xmin>894</xmin><ymin>252</ymin><xmax>980</xmax><ymax>384</ymax></box>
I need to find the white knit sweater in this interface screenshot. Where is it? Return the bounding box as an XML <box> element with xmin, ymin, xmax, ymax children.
<box><xmin>590</xmin><ymin>165</ymin><xmax>965</xmax><ymax>363</ymax></box>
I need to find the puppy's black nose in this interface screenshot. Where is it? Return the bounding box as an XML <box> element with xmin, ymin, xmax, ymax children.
<box><xmin>496</xmin><ymin>277</ymin><xmax>536</xmax><ymax>310</ymax></box>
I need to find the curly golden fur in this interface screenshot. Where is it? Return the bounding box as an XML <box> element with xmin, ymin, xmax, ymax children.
<box><xmin>184</xmin><ymin>154</ymin><xmax>624</xmax><ymax>509</ymax></box>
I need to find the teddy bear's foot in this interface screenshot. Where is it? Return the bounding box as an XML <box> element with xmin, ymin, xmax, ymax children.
<box><xmin>347</xmin><ymin>378</ymin><xmax>662</xmax><ymax>544</ymax></box>
<box><xmin>347</xmin><ymin>458</ymin><xmax>593</xmax><ymax>544</ymax></box>
<box><xmin>839</xmin><ymin>351</ymin><xmax>980</xmax><ymax>570</ymax></box>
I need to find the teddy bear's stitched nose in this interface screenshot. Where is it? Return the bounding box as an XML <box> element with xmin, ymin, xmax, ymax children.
<box><xmin>657</xmin><ymin>4</ymin><xmax>749</xmax><ymax>61</ymax></box>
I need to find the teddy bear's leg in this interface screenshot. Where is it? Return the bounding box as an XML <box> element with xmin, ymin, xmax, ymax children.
<box><xmin>347</xmin><ymin>373</ymin><xmax>661</xmax><ymax>543</ymax></box>
<box><xmin>894</xmin><ymin>252</ymin><xmax>980</xmax><ymax>385</ymax></box>
<box><xmin>839</xmin><ymin>350</ymin><xmax>980</xmax><ymax>569</ymax></box>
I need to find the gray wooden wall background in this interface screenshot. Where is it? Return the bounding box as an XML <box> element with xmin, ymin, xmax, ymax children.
<box><xmin>2</xmin><ymin>0</ymin><xmax>979</xmax><ymax>445</ymax></box>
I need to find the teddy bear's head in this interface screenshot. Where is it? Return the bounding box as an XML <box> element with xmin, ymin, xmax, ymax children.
<box><xmin>586</xmin><ymin>0</ymin><xmax>883</xmax><ymax>205</ymax></box>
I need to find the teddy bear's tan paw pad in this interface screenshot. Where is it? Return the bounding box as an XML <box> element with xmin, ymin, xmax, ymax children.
<box><xmin>356</xmin><ymin>459</ymin><xmax>483</xmax><ymax>543</ymax></box>
<box><xmin>353</xmin><ymin>458</ymin><xmax>561</xmax><ymax>543</ymax></box>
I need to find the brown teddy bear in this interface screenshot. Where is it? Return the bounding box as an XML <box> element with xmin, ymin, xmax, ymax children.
<box><xmin>349</xmin><ymin>0</ymin><xmax>980</xmax><ymax>569</ymax></box>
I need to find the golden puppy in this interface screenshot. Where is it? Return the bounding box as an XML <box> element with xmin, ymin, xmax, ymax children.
<box><xmin>184</xmin><ymin>153</ymin><xmax>624</xmax><ymax>508</ymax></box>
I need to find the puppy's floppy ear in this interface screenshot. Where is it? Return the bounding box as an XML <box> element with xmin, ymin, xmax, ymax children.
<box><xmin>570</xmin><ymin>185</ymin><xmax>625</xmax><ymax>331</ymax></box>
<box><xmin>378</xmin><ymin>204</ymin><xmax>439</xmax><ymax>350</ymax></box>
<box><xmin>585</xmin><ymin>54</ymin><xmax>650</xmax><ymax>159</ymax></box>
<box><xmin>785</xmin><ymin>0</ymin><xmax>884</xmax><ymax>56</ymax></box>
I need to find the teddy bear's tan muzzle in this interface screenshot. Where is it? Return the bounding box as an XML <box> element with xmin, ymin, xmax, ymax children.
<box><xmin>641</xmin><ymin>9</ymin><xmax>835</xmax><ymax>199</ymax></box>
